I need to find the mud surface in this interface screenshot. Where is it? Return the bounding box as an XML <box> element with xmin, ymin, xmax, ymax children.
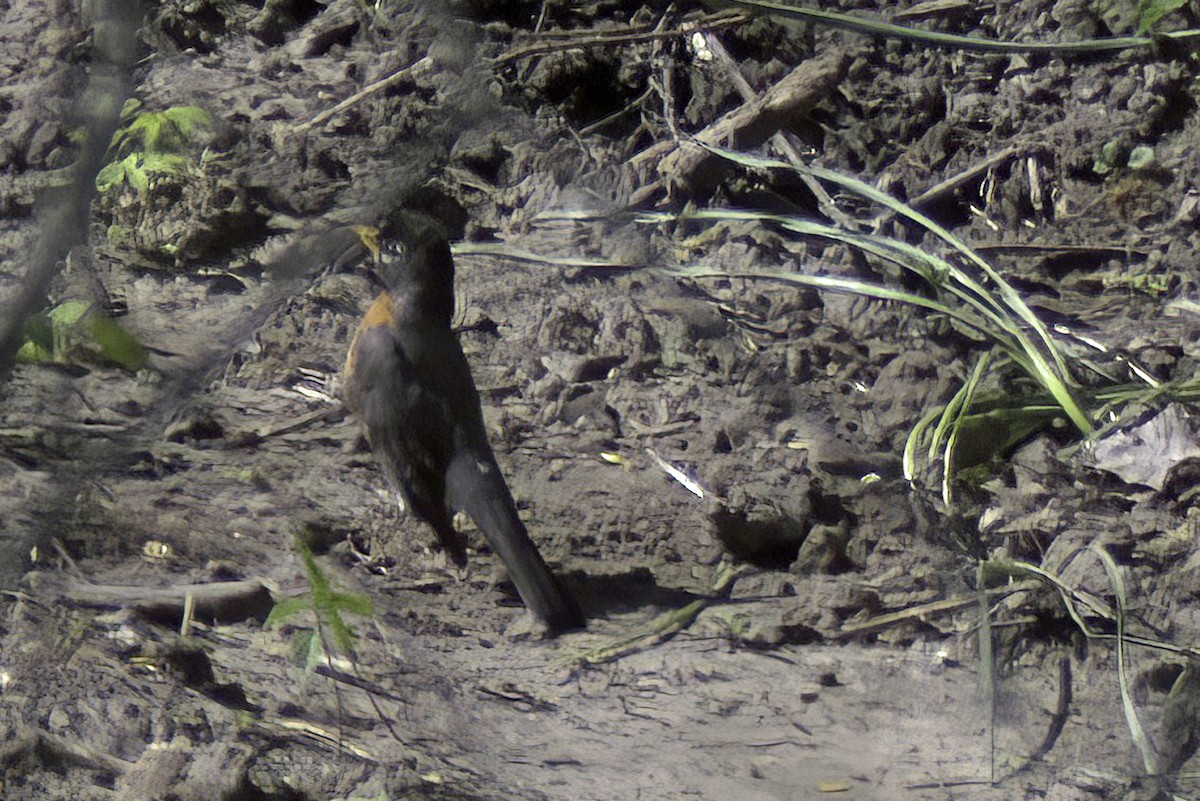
<box><xmin>4</xmin><ymin>1</ymin><xmax>1200</xmax><ymax>799</ymax></box>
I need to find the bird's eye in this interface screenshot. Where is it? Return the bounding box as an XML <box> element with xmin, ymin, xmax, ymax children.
<box><xmin>376</xmin><ymin>241</ymin><xmax>405</xmax><ymax>266</ymax></box>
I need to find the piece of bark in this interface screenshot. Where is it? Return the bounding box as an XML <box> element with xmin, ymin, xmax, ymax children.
<box><xmin>63</xmin><ymin>577</ymin><xmax>276</xmax><ymax>622</ymax></box>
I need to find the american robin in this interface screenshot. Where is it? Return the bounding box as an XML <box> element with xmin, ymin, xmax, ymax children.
<box><xmin>343</xmin><ymin>213</ymin><xmax>585</xmax><ymax>635</ymax></box>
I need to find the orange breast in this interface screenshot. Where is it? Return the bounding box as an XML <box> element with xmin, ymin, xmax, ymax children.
<box><xmin>344</xmin><ymin>291</ymin><xmax>397</xmax><ymax>401</ymax></box>
<box><xmin>359</xmin><ymin>291</ymin><xmax>397</xmax><ymax>330</ymax></box>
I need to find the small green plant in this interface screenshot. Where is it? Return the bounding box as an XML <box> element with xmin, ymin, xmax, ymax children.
<box><xmin>1094</xmin><ymin>140</ymin><xmax>1156</xmax><ymax>176</ymax></box>
<box><xmin>266</xmin><ymin>532</ymin><xmax>373</xmax><ymax>672</ymax></box>
<box><xmin>1102</xmin><ymin>271</ymin><xmax>1172</xmax><ymax>297</ymax></box>
<box><xmin>110</xmin><ymin>102</ymin><xmax>211</xmax><ymax>153</ymax></box>
<box><xmin>17</xmin><ymin>300</ymin><xmax>147</xmax><ymax>370</ymax></box>
<box><xmin>95</xmin><ymin>100</ymin><xmax>211</xmax><ymax>195</ymax></box>
<box><xmin>267</xmin><ymin>530</ymin><xmax>409</xmax><ymax>743</ymax></box>
<box><xmin>96</xmin><ymin>151</ymin><xmax>190</xmax><ymax>195</ymax></box>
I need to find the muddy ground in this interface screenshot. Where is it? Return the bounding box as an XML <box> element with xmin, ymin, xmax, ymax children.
<box><xmin>4</xmin><ymin>0</ymin><xmax>1200</xmax><ymax>798</ymax></box>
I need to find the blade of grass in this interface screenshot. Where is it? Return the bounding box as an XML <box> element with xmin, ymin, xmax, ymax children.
<box><xmin>696</xmin><ymin>145</ymin><xmax>1044</xmax><ymax>356</ymax></box>
<box><xmin>939</xmin><ymin>349</ymin><xmax>992</xmax><ymax>504</ymax></box>
<box><xmin>722</xmin><ymin>0</ymin><xmax>1200</xmax><ymax>54</ymax></box>
<box><xmin>677</xmin><ymin>266</ymin><xmax>1015</xmax><ymax>354</ymax></box>
<box><xmin>642</xmin><ymin>208</ymin><xmax>1031</xmax><ymax>363</ymax></box>
<box><xmin>985</xmin><ymin>554</ymin><xmax>1200</xmax><ymax>658</ymax></box>
<box><xmin>977</xmin><ymin>561</ymin><xmax>996</xmax><ymax>784</ymax></box>
<box><xmin>452</xmin><ymin>242</ymin><xmax>638</xmax><ymax>270</ymax></box>
<box><xmin>817</xmin><ymin>179</ymin><xmax>1088</xmax><ymax>434</ymax></box>
<box><xmin>904</xmin><ymin>404</ymin><xmax>943</xmax><ymax>482</ymax></box>
<box><xmin>688</xmin><ymin>146</ymin><xmax>1094</xmax><ymax>436</ymax></box>
<box><xmin>982</xmin><ymin>554</ymin><xmax>1114</xmax><ymax>633</ymax></box>
<box><xmin>1092</xmin><ymin>543</ymin><xmax>1160</xmax><ymax>775</ymax></box>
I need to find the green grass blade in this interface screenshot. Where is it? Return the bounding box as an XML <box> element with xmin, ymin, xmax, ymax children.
<box><xmin>722</xmin><ymin>0</ymin><xmax>1169</xmax><ymax>54</ymax></box>
<box><xmin>798</xmin><ymin>163</ymin><xmax>1090</xmax><ymax>433</ymax></box>
<box><xmin>686</xmin><ymin>148</ymin><xmax>1095</xmax><ymax>436</ymax></box>
<box><xmin>679</xmin><ymin>267</ymin><xmax>992</xmax><ymax>340</ymax></box>
<box><xmin>1092</xmin><ymin>543</ymin><xmax>1159</xmax><ymax>775</ymax></box>
<box><xmin>453</xmin><ymin>242</ymin><xmax>638</xmax><ymax>270</ymax></box>
<box><xmin>903</xmin><ymin>404</ymin><xmax>943</xmax><ymax>482</ymax></box>
<box><xmin>644</xmin><ymin>208</ymin><xmax>1038</xmax><ymax>375</ymax></box>
<box><xmin>940</xmin><ymin>351</ymin><xmax>992</xmax><ymax>504</ymax></box>
<box><xmin>977</xmin><ymin>561</ymin><xmax>996</xmax><ymax>783</ymax></box>
<box><xmin>643</xmin><ymin>207</ymin><xmax>1009</xmax><ymax>328</ymax></box>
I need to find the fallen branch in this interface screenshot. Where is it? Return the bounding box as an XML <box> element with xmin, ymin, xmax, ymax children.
<box><xmin>703</xmin><ymin>32</ymin><xmax>858</xmax><ymax>228</ymax></box>
<box><xmin>632</xmin><ymin>47</ymin><xmax>850</xmax><ymax>203</ymax></box>
<box><xmin>63</xmin><ymin>577</ymin><xmax>276</xmax><ymax>622</ymax></box>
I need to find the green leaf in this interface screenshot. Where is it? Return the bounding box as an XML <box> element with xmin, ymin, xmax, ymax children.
<box><xmin>127</xmin><ymin>112</ymin><xmax>165</xmax><ymax>151</ymax></box>
<box><xmin>15</xmin><ymin>340</ymin><xmax>53</xmax><ymax>364</ymax></box>
<box><xmin>97</xmin><ymin>152</ymin><xmax>158</xmax><ymax>194</ymax></box>
<box><xmin>99</xmin><ymin>104</ymin><xmax>211</xmax><ymax>195</ymax></box>
<box><xmin>328</xmin><ymin>591</ymin><xmax>374</xmax><ymax>617</ymax></box>
<box><xmin>88</xmin><ymin>317</ymin><xmax>148</xmax><ymax>370</ymax></box>
<box><xmin>126</xmin><ymin>159</ymin><xmax>150</xmax><ymax>194</ymax></box>
<box><xmin>1127</xmin><ymin>145</ymin><xmax>1155</xmax><ymax>170</ymax></box>
<box><xmin>271</xmin><ymin>529</ymin><xmax>377</xmax><ymax>665</ymax></box>
<box><xmin>109</xmin><ymin>105</ymin><xmax>210</xmax><ymax>158</ymax></box>
<box><xmin>289</xmin><ymin>629</ymin><xmax>317</xmax><ymax>667</ymax></box>
<box><xmin>1136</xmin><ymin>0</ymin><xmax>1186</xmax><ymax>34</ymax></box>
<box><xmin>164</xmin><ymin>106</ymin><xmax>211</xmax><ymax>138</ymax></box>
<box><xmin>16</xmin><ymin>310</ymin><xmax>59</xmax><ymax>364</ymax></box>
<box><xmin>22</xmin><ymin>312</ymin><xmax>54</xmax><ymax>352</ymax></box>
<box><xmin>17</xmin><ymin>302</ymin><xmax>147</xmax><ymax>370</ymax></box>
<box><xmin>47</xmin><ymin>300</ymin><xmax>90</xmax><ymax>326</ymax></box>
<box><xmin>139</xmin><ymin>152</ymin><xmax>188</xmax><ymax>175</ymax></box>
<box><xmin>95</xmin><ymin>159</ymin><xmax>127</xmax><ymax>193</ymax></box>
<box><xmin>953</xmin><ymin>407</ymin><xmax>1060</xmax><ymax>468</ymax></box>
<box><xmin>119</xmin><ymin>98</ymin><xmax>142</xmax><ymax>120</ymax></box>
<box><xmin>266</xmin><ymin>596</ymin><xmax>315</xmax><ymax>628</ymax></box>
<box><xmin>326</xmin><ymin>611</ymin><xmax>355</xmax><ymax>653</ymax></box>
<box><xmin>303</xmin><ymin>630</ymin><xmax>326</xmax><ymax>672</ymax></box>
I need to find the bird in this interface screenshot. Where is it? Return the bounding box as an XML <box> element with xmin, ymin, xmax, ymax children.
<box><xmin>342</xmin><ymin>213</ymin><xmax>585</xmax><ymax>636</ymax></box>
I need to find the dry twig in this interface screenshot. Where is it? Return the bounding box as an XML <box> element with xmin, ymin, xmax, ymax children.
<box><xmin>490</xmin><ymin>10</ymin><xmax>749</xmax><ymax>65</ymax></box>
<box><xmin>295</xmin><ymin>57</ymin><xmax>434</xmax><ymax>133</ymax></box>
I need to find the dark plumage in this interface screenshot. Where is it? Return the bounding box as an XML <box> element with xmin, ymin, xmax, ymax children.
<box><xmin>344</xmin><ymin>214</ymin><xmax>584</xmax><ymax>635</ymax></box>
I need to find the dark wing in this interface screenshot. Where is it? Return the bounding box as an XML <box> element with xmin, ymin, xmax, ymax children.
<box><xmin>400</xmin><ymin>331</ymin><xmax>586</xmax><ymax>634</ymax></box>
<box><xmin>346</xmin><ymin>315</ymin><xmax>467</xmax><ymax>562</ymax></box>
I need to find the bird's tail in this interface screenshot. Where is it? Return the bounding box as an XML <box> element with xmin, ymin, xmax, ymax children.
<box><xmin>446</xmin><ymin>455</ymin><xmax>584</xmax><ymax>635</ymax></box>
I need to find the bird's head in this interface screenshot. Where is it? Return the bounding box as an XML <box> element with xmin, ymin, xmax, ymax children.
<box><xmin>370</xmin><ymin>212</ymin><xmax>456</xmax><ymax>325</ymax></box>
